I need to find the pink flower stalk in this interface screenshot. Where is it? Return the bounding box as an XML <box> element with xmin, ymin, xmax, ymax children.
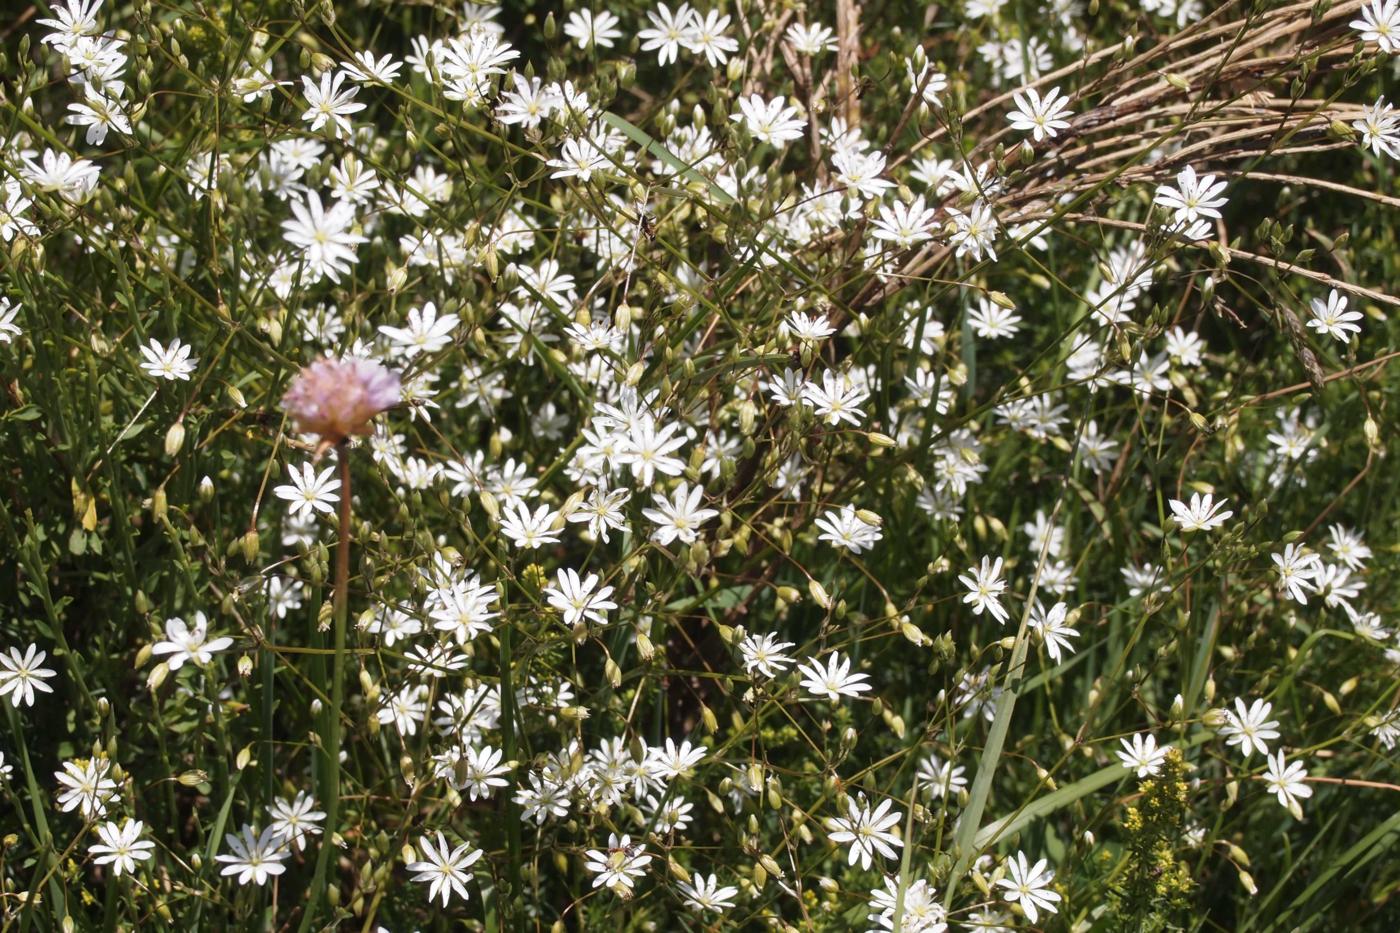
<box><xmin>281</xmin><ymin>356</ymin><xmax>400</xmax><ymax>446</ymax></box>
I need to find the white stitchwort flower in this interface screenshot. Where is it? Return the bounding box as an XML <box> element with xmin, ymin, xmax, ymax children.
<box><xmin>797</xmin><ymin>651</ymin><xmax>873</xmax><ymax>701</ymax></box>
<box><xmin>1154</xmin><ymin>165</ymin><xmax>1228</xmax><ymax>226</ymax></box>
<box><xmin>824</xmin><ymin>795</ymin><xmax>904</xmax><ymax>870</ymax></box>
<box><xmin>139</xmin><ymin>338</ymin><xmax>198</xmax><ymax>381</ymax></box>
<box><xmin>0</xmin><ymin>643</ymin><xmax>57</xmax><ymax>708</ymax></box>
<box><xmin>739</xmin><ymin>633</ymin><xmax>796</xmax><ymax>679</ymax></box>
<box><xmin>1219</xmin><ymin>697</ymin><xmax>1281</xmax><ymax>759</ymax></box>
<box><xmin>959</xmin><ymin>556</ymin><xmax>1010</xmax><ymax>624</ymax></box>
<box><xmin>584</xmin><ymin>833</ymin><xmax>652</xmax><ymax>893</ymax></box>
<box><xmin>215</xmin><ymin>825</ymin><xmax>289</xmax><ymax>886</ymax></box>
<box><xmin>150</xmin><ymin>612</ymin><xmax>234</xmax><ymax>670</ymax></box>
<box><xmin>814</xmin><ymin>504</ymin><xmax>883</xmax><ymax>553</ymax></box>
<box><xmin>1306</xmin><ymin>289</ymin><xmax>1364</xmax><ymax>344</ymax></box>
<box><xmin>273</xmin><ymin>461</ymin><xmax>341</xmax><ymax>519</ymax></box>
<box><xmin>1007</xmin><ymin>85</ymin><xmax>1073</xmax><ymax>141</ymax></box>
<box><xmin>678</xmin><ymin>870</ymin><xmax>739</xmax><ymax>913</ymax></box>
<box><xmin>996</xmin><ymin>851</ymin><xmax>1062</xmax><ymax>924</ymax></box>
<box><xmin>1117</xmin><ymin>733</ymin><xmax>1171</xmax><ymax>777</ymax></box>
<box><xmin>89</xmin><ymin>820</ymin><xmax>156</xmax><ymax>877</ymax></box>
<box><xmin>406</xmin><ymin>831</ymin><xmax>483</xmax><ymax>906</ymax></box>
<box><xmin>1262</xmin><ymin>751</ymin><xmax>1313</xmax><ymax>817</ymax></box>
<box><xmin>1168</xmin><ymin>492</ymin><xmax>1233</xmax><ymax>532</ymax></box>
<box><xmin>1352</xmin><ymin>0</ymin><xmax>1400</xmax><ymax>53</ymax></box>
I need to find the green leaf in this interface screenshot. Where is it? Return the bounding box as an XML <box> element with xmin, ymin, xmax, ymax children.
<box><xmin>972</xmin><ymin>732</ymin><xmax>1213</xmax><ymax>851</ymax></box>
<box><xmin>600</xmin><ymin>112</ymin><xmax>736</xmax><ymax>205</ymax></box>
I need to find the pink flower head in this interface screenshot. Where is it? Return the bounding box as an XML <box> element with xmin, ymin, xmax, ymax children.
<box><xmin>281</xmin><ymin>356</ymin><xmax>400</xmax><ymax>445</ymax></box>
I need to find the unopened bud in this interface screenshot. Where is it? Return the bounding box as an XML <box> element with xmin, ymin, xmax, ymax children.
<box><xmin>164</xmin><ymin>420</ymin><xmax>186</xmax><ymax>456</ymax></box>
<box><xmin>1238</xmin><ymin>869</ymin><xmax>1257</xmax><ymax>895</ymax></box>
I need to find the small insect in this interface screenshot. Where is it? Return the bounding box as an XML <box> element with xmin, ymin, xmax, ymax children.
<box><xmin>638</xmin><ymin>211</ymin><xmax>658</xmax><ymax>240</ymax></box>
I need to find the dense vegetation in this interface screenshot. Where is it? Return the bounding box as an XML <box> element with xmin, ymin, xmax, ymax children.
<box><xmin>2</xmin><ymin>0</ymin><xmax>1399</xmax><ymax>929</ymax></box>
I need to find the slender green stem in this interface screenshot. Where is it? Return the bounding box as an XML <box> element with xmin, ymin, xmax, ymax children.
<box><xmin>299</xmin><ymin>443</ymin><xmax>351</xmax><ymax>931</ymax></box>
<box><xmin>497</xmin><ymin>576</ymin><xmax>523</xmax><ymax>928</ymax></box>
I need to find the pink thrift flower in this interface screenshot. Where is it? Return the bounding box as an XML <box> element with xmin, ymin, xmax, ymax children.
<box><xmin>281</xmin><ymin>356</ymin><xmax>400</xmax><ymax>444</ymax></box>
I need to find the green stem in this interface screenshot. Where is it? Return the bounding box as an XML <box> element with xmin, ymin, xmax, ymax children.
<box><xmin>299</xmin><ymin>443</ymin><xmax>351</xmax><ymax>931</ymax></box>
<box><xmin>10</xmin><ymin>705</ymin><xmax>65</xmax><ymax>933</ymax></box>
<box><xmin>498</xmin><ymin>585</ymin><xmax>523</xmax><ymax>928</ymax></box>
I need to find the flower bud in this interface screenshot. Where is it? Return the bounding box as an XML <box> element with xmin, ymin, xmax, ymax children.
<box><xmin>1238</xmin><ymin>869</ymin><xmax>1257</xmax><ymax>895</ymax></box>
<box><xmin>240</xmin><ymin>530</ymin><xmax>260</xmax><ymax>564</ymax></box>
<box><xmin>164</xmin><ymin>420</ymin><xmax>185</xmax><ymax>457</ymax></box>
<box><xmin>386</xmin><ymin>264</ymin><xmax>408</xmax><ymax>293</ymax></box>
